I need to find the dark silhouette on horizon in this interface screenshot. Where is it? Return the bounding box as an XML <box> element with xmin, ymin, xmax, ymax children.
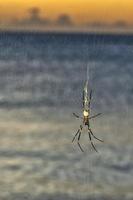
<box><xmin>11</xmin><ymin>8</ymin><xmax>132</xmax><ymax>30</ymax></box>
<box><xmin>89</xmin><ymin>21</ymin><xmax>108</xmax><ymax>28</ymax></box>
<box><xmin>15</xmin><ymin>7</ymin><xmax>51</xmax><ymax>26</ymax></box>
<box><xmin>113</xmin><ymin>20</ymin><xmax>128</xmax><ymax>28</ymax></box>
<box><xmin>87</xmin><ymin>20</ymin><xmax>130</xmax><ymax>29</ymax></box>
<box><xmin>13</xmin><ymin>8</ymin><xmax>74</xmax><ymax>27</ymax></box>
<box><xmin>56</xmin><ymin>14</ymin><xmax>73</xmax><ymax>26</ymax></box>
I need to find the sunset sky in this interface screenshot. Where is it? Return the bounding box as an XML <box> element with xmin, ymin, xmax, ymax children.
<box><xmin>0</xmin><ymin>0</ymin><xmax>133</xmax><ymax>31</ymax></box>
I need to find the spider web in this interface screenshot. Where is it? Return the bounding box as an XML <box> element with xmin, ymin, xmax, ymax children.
<box><xmin>82</xmin><ymin>7</ymin><xmax>111</xmax><ymax>199</ymax></box>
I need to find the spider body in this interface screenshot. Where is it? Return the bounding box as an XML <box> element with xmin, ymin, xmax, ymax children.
<box><xmin>72</xmin><ymin>81</ymin><xmax>103</xmax><ymax>152</ymax></box>
<box><xmin>83</xmin><ymin>110</ymin><xmax>89</xmax><ymax>125</ymax></box>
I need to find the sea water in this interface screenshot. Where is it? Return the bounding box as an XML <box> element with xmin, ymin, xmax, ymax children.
<box><xmin>0</xmin><ymin>32</ymin><xmax>133</xmax><ymax>199</ymax></box>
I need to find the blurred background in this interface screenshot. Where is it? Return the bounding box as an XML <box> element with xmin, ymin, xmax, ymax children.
<box><xmin>0</xmin><ymin>0</ymin><xmax>133</xmax><ymax>200</ymax></box>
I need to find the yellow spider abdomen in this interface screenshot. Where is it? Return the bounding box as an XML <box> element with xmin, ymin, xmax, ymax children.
<box><xmin>83</xmin><ymin>110</ymin><xmax>89</xmax><ymax>117</ymax></box>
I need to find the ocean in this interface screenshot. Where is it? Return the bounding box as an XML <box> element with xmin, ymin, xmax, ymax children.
<box><xmin>0</xmin><ymin>31</ymin><xmax>133</xmax><ymax>200</ymax></box>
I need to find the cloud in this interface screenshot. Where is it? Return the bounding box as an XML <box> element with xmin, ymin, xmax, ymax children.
<box><xmin>55</xmin><ymin>14</ymin><xmax>73</xmax><ymax>26</ymax></box>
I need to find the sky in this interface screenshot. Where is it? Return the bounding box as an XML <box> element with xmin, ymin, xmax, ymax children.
<box><xmin>0</xmin><ymin>0</ymin><xmax>133</xmax><ymax>32</ymax></box>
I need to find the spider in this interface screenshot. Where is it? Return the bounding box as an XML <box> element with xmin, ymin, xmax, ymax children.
<box><xmin>72</xmin><ymin>81</ymin><xmax>103</xmax><ymax>152</ymax></box>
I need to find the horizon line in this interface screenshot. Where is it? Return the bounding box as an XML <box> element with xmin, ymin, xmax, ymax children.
<box><xmin>0</xmin><ymin>26</ymin><xmax>133</xmax><ymax>35</ymax></box>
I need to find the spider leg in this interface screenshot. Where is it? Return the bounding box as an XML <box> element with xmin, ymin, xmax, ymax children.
<box><xmin>72</xmin><ymin>129</ymin><xmax>80</xmax><ymax>142</ymax></box>
<box><xmin>89</xmin><ymin>89</ymin><xmax>92</xmax><ymax>108</ymax></box>
<box><xmin>88</xmin><ymin>128</ymin><xmax>103</xmax><ymax>142</ymax></box>
<box><xmin>89</xmin><ymin>113</ymin><xmax>102</xmax><ymax>120</ymax></box>
<box><xmin>77</xmin><ymin>130</ymin><xmax>84</xmax><ymax>152</ymax></box>
<box><xmin>72</xmin><ymin>125</ymin><xmax>83</xmax><ymax>143</ymax></box>
<box><xmin>73</xmin><ymin>113</ymin><xmax>83</xmax><ymax>120</ymax></box>
<box><xmin>72</xmin><ymin>125</ymin><xmax>84</xmax><ymax>152</ymax></box>
<box><xmin>88</xmin><ymin>130</ymin><xmax>98</xmax><ymax>153</ymax></box>
<box><xmin>73</xmin><ymin>113</ymin><xmax>80</xmax><ymax>118</ymax></box>
<box><xmin>78</xmin><ymin>142</ymin><xmax>84</xmax><ymax>152</ymax></box>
